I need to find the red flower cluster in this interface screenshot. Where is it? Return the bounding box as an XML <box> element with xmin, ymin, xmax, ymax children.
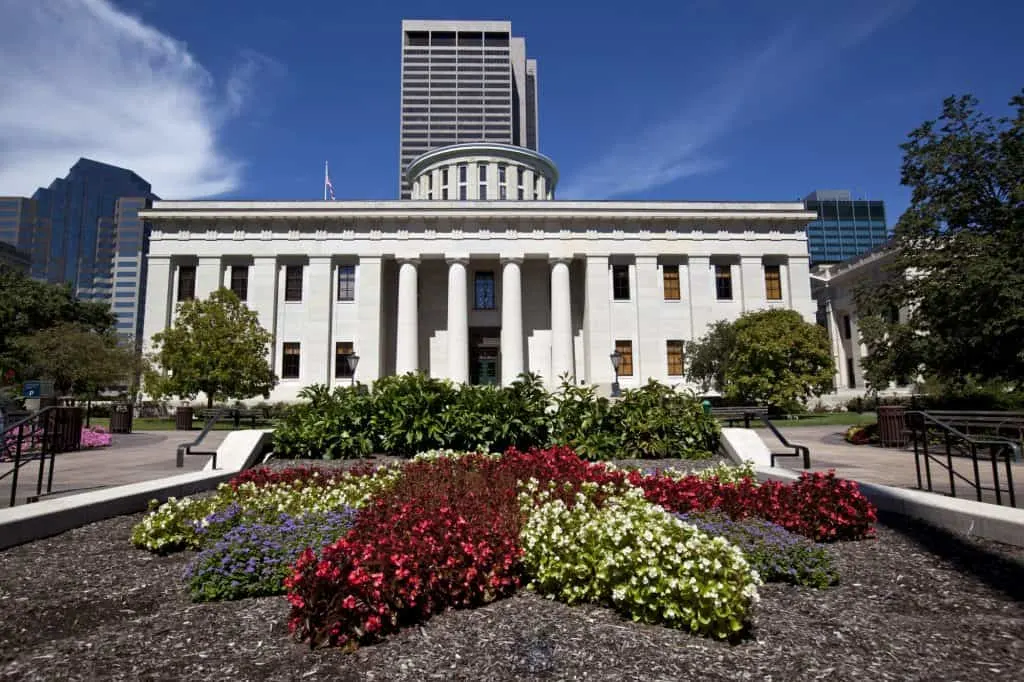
<box><xmin>227</xmin><ymin>464</ymin><xmax>380</xmax><ymax>490</ymax></box>
<box><xmin>626</xmin><ymin>470</ymin><xmax>877</xmax><ymax>542</ymax></box>
<box><xmin>284</xmin><ymin>455</ymin><xmax>523</xmax><ymax>650</ymax></box>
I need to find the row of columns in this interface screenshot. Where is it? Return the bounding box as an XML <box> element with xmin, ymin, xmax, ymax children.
<box><xmin>394</xmin><ymin>257</ymin><xmax>575</xmax><ymax>384</ymax></box>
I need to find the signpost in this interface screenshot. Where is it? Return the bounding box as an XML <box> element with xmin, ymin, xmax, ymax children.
<box><xmin>23</xmin><ymin>380</ymin><xmax>54</xmax><ymax>411</ymax></box>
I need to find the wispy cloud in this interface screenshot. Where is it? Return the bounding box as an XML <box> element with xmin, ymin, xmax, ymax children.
<box><xmin>559</xmin><ymin>1</ymin><xmax>917</xmax><ymax>199</ymax></box>
<box><xmin>0</xmin><ymin>0</ymin><xmax>279</xmax><ymax>198</ymax></box>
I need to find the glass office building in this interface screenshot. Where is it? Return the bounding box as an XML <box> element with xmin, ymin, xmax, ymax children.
<box><xmin>0</xmin><ymin>197</ymin><xmax>36</xmax><ymax>254</ymax></box>
<box><xmin>804</xmin><ymin>190</ymin><xmax>888</xmax><ymax>266</ymax></box>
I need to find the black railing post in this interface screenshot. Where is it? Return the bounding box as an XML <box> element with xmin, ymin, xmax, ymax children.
<box><xmin>990</xmin><ymin>443</ymin><xmax>1003</xmax><ymax>507</ymax></box>
<box><xmin>1004</xmin><ymin>445</ymin><xmax>1017</xmax><ymax>508</ymax></box>
<box><xmin>944</xmin><ymin>431</ymin><xmax>956</xmax><ymax>498</ymax></box>
<box><xmin>10</xmin><ymin>423</ymin><xmax>24</xmax><ymax>507</ymax></box>
<box><xmin>912</xmin><ymin>418</ymin><xmax>923</xmax><ymax>490</ymax></box>
<box><xmin>922</xmin><ymin>426</ymin><xmax>934</xmax><ymax>492</ymax></box>
<box><xmin>34</xmin><ymin>415</ymin><xmax>49</xmax><ymax>502</ymax></box>
<box><xmin>970</xmin><ymin>441</ymin><xmax>983</xmax><ymax>502</ymax></box>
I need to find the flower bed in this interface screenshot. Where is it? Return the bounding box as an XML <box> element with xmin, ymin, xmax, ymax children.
<box><xmin>130</xmin><ymin>447</ymin><xmax>876</xmax><ymax>651</ymax></box>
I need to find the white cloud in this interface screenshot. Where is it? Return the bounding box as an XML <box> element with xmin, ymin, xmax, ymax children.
<box><xmin>0</xmin><ymin>0</ymin><xmax>271</xmax><ymax>198</ymax></box>
<box><xmin>559</xmin><ymin>1</ymin><xmax>917</xmax><ymax>200</ymax></box>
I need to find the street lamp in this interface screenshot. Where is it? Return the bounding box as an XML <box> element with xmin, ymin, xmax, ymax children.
<box><xmin>344</xmin><ymin>353</ymin><xmax>360</xmax><ymax>387</ymax></box>
<box><xmin>609</xmin><ymin>350</ymin><xmax>622</xmax><ymax>398</ymax></box>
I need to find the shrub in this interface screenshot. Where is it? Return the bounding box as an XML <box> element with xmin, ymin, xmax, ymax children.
<box><xmin>611</xmin><ymin>380</ymin><xmax>720</xmax><ymax>459</ymax></box>
<box><xmin>548</xmin><ymin>380</ymin><xmax>621</xmax><ymax>460</ymax></box>
<box><xmin>520</xmin><ymin>480</ymin><xmax>760</xmax><ymax>639</ymax></box>
<box><xmin>370</xmin><ymin>373</ymin><xmax>459</xmax><ymax>456</ymax></box>
<box><xmin>626</xmin><ymin>470</ymin><xmax>877</xmax><ymax>542</ymax></box>
<box><xmin>844</xmin><ymin>423</ymin><xmax>879</xmax><ymax>445</ymax></box>
<box><xmin>272</xmin><ymin>384</ymin><xmax>374</xmax><ymax>460</ymax></box>
<box><xmin>284</xmin><ymin>456</ymin><xmax>523</xmax><ymax>650</ymax></box>
<box><xmin>443</xmin><ymin>374</ymin><xmax>550</xmax><ymax>453</ymax></box>
<box><xmin>676</xmin><ymin>512</ymin><xmax>838</xmax><ymax>588</ymax></box>
<box><xmin>184</xmin><ymin>509</ymin><xmax>357</xmax><ymax>601</ymax></box>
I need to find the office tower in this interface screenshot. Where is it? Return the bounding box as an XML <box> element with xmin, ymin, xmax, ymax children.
<box><xmin>0</xmin><ymin>241</ymin><xmax>30</xmax><ymax>274</ymax></box>
<box><xmin>804</xmin><ymin>190</ymin><xmax>888</xmax><ymax>266</ymax></box>
<box><xmin>26</xmin><ymin>158</ymin><xmax>153</xmax><ymax>295</ymax></box>
<box><xmin>0</xmin><ymin>197</ymin><xmax>36</xmax><ymax>254</ymax></box>
<box><xmin>399</xmin><ymin>19</ymin><xmax>539</xmax><ymax>198</ymax></box>
<box><xmin>109</xmin><ymin>197</ymin><xmax>152</xmax><ymax>346</ymax></box>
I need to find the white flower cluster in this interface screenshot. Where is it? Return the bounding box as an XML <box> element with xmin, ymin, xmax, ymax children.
<box><xmin>411</xmin><ymin>448</ymin><xmax>500</xmax><ymax>462</ymax></box>
<box><xmin>519</xmin><ymin>479</ymin><xmax>761</xmax><ymax>639</ymax></box>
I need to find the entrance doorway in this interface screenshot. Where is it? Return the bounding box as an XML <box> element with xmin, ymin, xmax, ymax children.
<box><xmin>470</xmin><ymin>328</ymin><xmax>500</xmax><ymax>386</ymax></box>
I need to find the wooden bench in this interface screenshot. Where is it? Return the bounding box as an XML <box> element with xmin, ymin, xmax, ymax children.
<box><xmin>760</xmin><ymin>416</ymin><xmax>811</xmax><ymax>469</ymax></box>
<box><xmin>196</xmin><ymin>408</ymin><xmax>268</xmax><ymax>429</ymax></box>
<box><xmin>710</xmin><ymin>406</ymin><xmax>770</xmax><ymax>428</ymax></box>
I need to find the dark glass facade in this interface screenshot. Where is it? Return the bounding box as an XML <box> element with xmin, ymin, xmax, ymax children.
<box><xmin>0</xmin><ymin>197</ymin><xmax>36</xmax><ymax>254</ymax></box>
<box><xmin>804</xmin><ymin>190</ymin><xmax>888</xmax><ymax>266</ymax></box>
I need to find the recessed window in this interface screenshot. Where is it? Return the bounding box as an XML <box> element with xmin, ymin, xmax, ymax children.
<box><xmin>498</xmin><ymin>164</ymin><xmax>507</xmax><ymax>199</ymax></box>
<box><xmin>426</xmin><ymin>173</ymin><xmax>433</xmax><ymax>200</ymax></box>
<box><xmin>474</xmin><ymin>271</ymin><xmax>495</xmax><ymax>309</ymax></box>
<box><xmin>458</xmin><ymin>163</ymin><xmax>467</xmax><ymax>200</ymax></box>
<box><xmin>230</xmin><ymin>265</ymin><xmax>248</xmax><ymax>301</ymax></box>
<box><xmin>843</xmin><ymin>315</ymin><xmax>852</xmax><ymax>340</ymax></box>
<box><xmin>284</xmin><ymin>264</ymin><xmax>303</xmax><ymax>302</ymax></box>
<box><xmin>663</xmin><ymin>265</ymin><xmax>681</xmax><ymax>300</ymax></box>
<box><xmin>478</xmin><ymin>163</ymin><xmax>488</xmax><ymax>199</ymax></box>
<box><xmin>715</xmin><ymin>265</ymin><xmax>732</xmax><ymax>300</ymax></box>
<box><xmin>666</xmin><ymin>340</ymin><xmax>684</xmax><ymax>376</ymax></box>
<box><xmin>282</xmin><ymin>342</ymin><xmax>300</xmax><ymax>379</ymax></box>
<box><xmin>517</xmin><ymin>167</ymin><xmax>525</xmax><ymax>199</ymax></box>
<box><xmin>441</xmin><ymin>168</ymin><xmax>449</xmax><ymax>199</ymax></box>
<box><xmin>612</xmin><ymin>265</ymin><xmax>630</xmax><ymax>300</ymax></box>
<box><xmin>337</xmin><ymin>264</ymin><xmax>355</xmax><ymax>301</ymax></box>
<box><xmin>335</xmin><ymin>341</ymin><xmax>354</xmax><ymax>379</ymax></box>
<box><xmin>177</xmin><ymin>265</ymin><xmax>196</xmax><ymax>302</ymax></box>
<box><xmin>764</xmin><ymin>264</ymin><xmax>782</xmax><ymax>300</ymax></box>
<box><xmin>615</xmin><ymin>340</ymin><xmax>634</xmax><ymax>376</ymax></box>
<box><xmin>846</xmin><ymin>357</ymin><xmax>856</xmax><ymax>389</ymax></box>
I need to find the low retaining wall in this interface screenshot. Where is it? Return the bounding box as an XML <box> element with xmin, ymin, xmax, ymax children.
<box><xmin>0</xmin><ymin>430</ymin><xmax>272</xmax><ymax>551</ymax></box>
<box><xmin>720</xmin><ymin>428</ymin><xmax>1024</xmax><ymax>548</ymax></box>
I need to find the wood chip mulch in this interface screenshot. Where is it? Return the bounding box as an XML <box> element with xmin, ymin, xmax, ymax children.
<box><xmin>2</xmin><ymin>459</ymin><xmax>1024</xmax><ymax>681</ymax></box>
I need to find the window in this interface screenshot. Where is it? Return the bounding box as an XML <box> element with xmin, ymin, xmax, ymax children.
<box><xmin>612</xmin><ymin>265</ymin><xmax>630</xmax><ymax>300</ymax></box>
<box><xmin>441</xmin><ymin>168</ymin><xmax>449</xmax><ymax>200</ymax></box>
<box><xmin>335</xmin><ymin>341</ymin><xmax>354</xmax><ymax>379</ymax></box>
<box><xmin>663</xmin><ymin>265</ymin><xmax>681</xmax><ymax>300</ymax></box>
<box><xmin>474</xmin><ymin>271</ymin><xmax>495</xmax><ymax>309</ymax></box>
<box><xmin>426</xmin><ymin>173</ymin><xmax>433</xmax><ymax>200</ymax></box>
<box><xmin>282</xmin><ymin>342</ymin><xmax>301</xmax><ymax>379</ymax></box>
<box><xmin>715</xmin><ymin>265</ymin><xmax>732</xmax><ymax>300</ymax></box>
<box><xmin>458</xmin><ymin>163</ymin><xmax>467</xmax><ymax>200</ymax></box>
<box><xmin>764</xmin><ymin>264</ymin><xmax>782</xmax><ymax>300</ymax></box>
<box><xmin>666</xmin><ymin>340</ymin><xmax>684</xmax><ymax>376</ymax></box>
<box><xmin>498</xmin><ymin>164</ymin><xmax>507</xmax><ymax>199</ymax></box>
<box><xmin>534</xmin><ymin>176</ymin><xmax>542</xmax><ymax>199</ymax></box>
<box><xmin>177</xmin><ymin>265</ymin><xmax>195</xmax><ymax>302</ymax></box>
<box><xmin>230</xmin><ymin>265</ymin><xmax>248</xmax><ymax>301</ymax></box>
<box><xmin>843</xmin><ymin>315</ymin><xmax>852</xmax><ymax>339</ymax></box>
<box><xmin>478</xmin><ymin>163</ymin><xmax>487</xmax><ymax>199</ymax></box>
<box><xmin>615</xmin><ymin>340</ymin><xmax>634</xmax><ymax>376</ymax></box>
<box><xmin>846</xmin><ymin>358</ymin><xmax>856</xmax><ymax>389</ymax></box>
<box><xmin>517</xmin><ymin>167</ymin><xmax>525</xmax><ymax>199</ymax></box>
<box><xmin>285</xmin><ymin>264</ymin><xmax>303</xmax><ymax>302</ymax></box>
<box><xmin>337</xmin><ymin>264</ymin><xmax>355</xmax><ymax>301</ymax></box>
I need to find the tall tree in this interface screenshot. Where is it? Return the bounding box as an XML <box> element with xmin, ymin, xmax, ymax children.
<box><xmin>857</xmin><ymin>90</ymin><xmax>1024</xmax><ymax>388</ymax></box>
<box><xmin>687</xmin><ymin>309</ymin><xmax>834</xmax><ymax>410</ymax></box>
<box><xmin>14</xmin><ymin>323</ymin><xmax>134</xmax><ymax>396</ymax></box>
<box><xmin>145</xmin><ymin>288</ymin><xmax>278</xmax><ymax>407</ymax></box>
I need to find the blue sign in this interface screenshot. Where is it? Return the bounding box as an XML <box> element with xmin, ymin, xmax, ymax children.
<box><xmin>22</xmin><ymin>381</ymin><xmax>40</xmax><ymax>398</ymax></box>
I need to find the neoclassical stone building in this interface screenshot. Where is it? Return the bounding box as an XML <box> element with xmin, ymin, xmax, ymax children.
<box><xmin>140</xmin><ymin>143</ymin><xmax>818</xmax><ymax>402</ymax></box>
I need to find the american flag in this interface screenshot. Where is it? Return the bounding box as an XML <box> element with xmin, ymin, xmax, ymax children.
<box><xmin>324</xmin><ymin>161</ymin><xmax>335</xmax><ymax>201</ymax></box>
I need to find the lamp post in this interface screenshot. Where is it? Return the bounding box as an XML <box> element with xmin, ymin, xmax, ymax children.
<box><xmin>344</xmin><ymin>353</ymin><xmax>360</xmax><ymax>387</ymax></box>
<box><xmin>609</xmin><ymin>350</ymin><xmax>622</xmax><ymax>398</ymax></box>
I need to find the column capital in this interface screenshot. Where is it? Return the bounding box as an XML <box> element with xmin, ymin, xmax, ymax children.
<box><xmin>549</xmin><ymin>256</ymin><xmax>573</xmax><ymax>267</ymax></box>
<box><xmin>396</xmin><ymin>257</ymin><xmax>420</xmax><ymax>266</ymax></box>
<box><xmin>500</xmin><ymin>256</ymin><xmax>524</xmax><ymax>265</ymax></box>
<box><xmin>445</xmin><ymin>256</ymin><xmax>470</xmax><ymax>266</ymax></box>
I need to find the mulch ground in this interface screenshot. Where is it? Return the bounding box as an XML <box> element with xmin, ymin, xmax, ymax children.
<box><xmin>2</xmin><ymin>458</ymin><xmax>1024</xmax><ymax>681</ymax></box>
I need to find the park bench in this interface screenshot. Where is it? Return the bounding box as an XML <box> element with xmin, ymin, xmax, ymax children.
<box><xmin>196</xmin><ymin>407</ymin><xmax>268</xmax><ymax>429</ymax></box>
<box><xmin>710</xmin><ymin>406</ymin><xmax>770</xmax><ymax>428</ymax></box>
<box><xmin>759</xmin><ymin>416</ymin><xmax>811</xmax><ymax>469</ymax></box>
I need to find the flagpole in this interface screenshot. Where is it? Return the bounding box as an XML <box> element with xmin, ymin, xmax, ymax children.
<box><xmin>324</xmin><ymin>161</ymin><xmax>328</xmax><ymax>201</ymax></box>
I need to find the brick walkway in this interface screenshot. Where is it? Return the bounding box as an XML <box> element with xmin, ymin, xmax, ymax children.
<box><xmin>768</xmin><ymin>425</ymin><xmax>1024</xmax><ymax>507</ymax></box>
<box><xmin>0</xmin><ymin>429</ymin><xmax>232</xmax><ymax>507</ymax></box>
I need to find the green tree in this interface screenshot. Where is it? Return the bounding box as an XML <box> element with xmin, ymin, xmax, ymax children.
<box><xmin>13</xmin><ymin>323</ymin><xmax>134</xmax><ymax>396</ymax></box>
<box><xmin>687</xmin><ymin>309</ymin><xmax>834</xmax><ymax>410</ymax></box>
<box><xmin>856</xmin><ymin>90</ymin><xmax>1024</xmax><ymax>389</ymax></box>
<box><xmin>145</xmin><ymin>288</ymin><xmax>278</xmax><ymax>408</ymax></box>
<box><xmin>0</xmin><ymin>270</ymin><xmax>115</xmax><ymax>378</ymax></box>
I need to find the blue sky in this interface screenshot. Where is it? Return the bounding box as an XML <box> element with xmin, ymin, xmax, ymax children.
<box><xmin>1</xmin><ymin>0</ymin><xmax>1022</xmax><ymax>223</ymax></box>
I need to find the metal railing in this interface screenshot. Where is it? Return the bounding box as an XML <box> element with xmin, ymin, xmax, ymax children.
<box><xmin>907</xmin><ymin>410</ymin><xmax>1017</xmax><ymax>507</ymax></box>
<box><xmin>176</xmin><ymin>410</ymin><xmax>227</xmax><ymax>469</ymax></box>
<box><xmin>759</xmin><ymin>416</ymin><xmax>811</xmax><ymax>469</ymax></box>
<box><xmin>1</xmin><ymin>407</ymin><xmax>83</xmax><ymax>507</ymax></box>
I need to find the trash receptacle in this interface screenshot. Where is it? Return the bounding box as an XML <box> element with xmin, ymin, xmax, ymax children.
<box><xmin>877</xmin><ymin>405</ymin><xmax>907</xmax><ymax>448</ymax></box>
<box><xmin>175</xmin><ymin>405</ymin><xmax>194</xmax><ymax>431</ymax></box>
<box><xmin>110</xmin><ymin>403</ymin><xmax>133</xmax><ymax>434</ymax></box>
<box><xmin>701</xmin><ymin>399</ymin><xmax>712</xmax><ymax>416</ymax></box>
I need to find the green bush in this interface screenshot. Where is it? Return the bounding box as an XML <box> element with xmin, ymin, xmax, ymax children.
<box><xmin>520</xmin><ymin>480</ymin><xmax>760</xmax><ymax>639</ymax></box>
<box><xmin>444</xmin><ymin>373</ymin><xmax>550</xmax><ymax>452</ymax></box>
<box><xmin>272</xmin><ymin>384</ymin><xmax>374</xmax><ymax>460</ymax></box>
<box><xmin>370</xmin><ymin>373</ymin><xmax>458</xmax><ymax>456</ymax></box>
<box><xmin>612</xmin><ymin>380</ymin><xmax>719</xmax><ymax>459</ymax></box>
<box><xmin>549</xmin><ymin>379</ymin><xmax>621</xmax><ymax>460</ymax></box>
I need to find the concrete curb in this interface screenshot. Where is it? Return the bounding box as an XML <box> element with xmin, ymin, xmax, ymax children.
<box><xmin>721</xmin><ymin>428</ymin><xmax>1024</xmax><ymax>548</ymax></box>
<box><xmin>0</xmin><ymin>430</ymin><xmax>272</xmax><ymax>551</ymax></box>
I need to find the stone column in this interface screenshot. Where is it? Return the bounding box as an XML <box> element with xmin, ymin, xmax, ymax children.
<box><xmin>446</xmin><ymin>258</ymin><xmax>469</xmax><ymax>383</ymax></box>
<box><xmin>395</xmin><ymin>259</ymin><xmax>419</xmax><ymax>374</ymax></box>
<box><xmin>550</xmin><ymin>258</ymin><xmax>574</xmax><ymax>381</ymax></box>
<box><xmin>500</xmin><ymin>258</ymin><xmax>524</xmax><ymax>384</ymax></box>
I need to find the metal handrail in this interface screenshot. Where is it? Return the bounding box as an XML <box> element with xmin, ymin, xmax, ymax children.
<box><xmin>759</xmin><ymin>416</ymin><xmax>811</xmax><ymax>469</ymax></box>
<box><xmin>176</xmin><ymin>410</ymin><xmax>226</xmax><ymax>469</ymax></box>
<box><xmin>2</xmin><ymin>407</ymin><xmax>71</xmax><ymax>507</ymax></box>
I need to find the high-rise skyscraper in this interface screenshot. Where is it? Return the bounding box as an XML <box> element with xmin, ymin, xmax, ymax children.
<box><xmin>0</xmin><ymin>197</ymin><xmax>36</xmax><ymax>255</ymax></box>
<box><xmin>804</xmin><ymin>190</ymin><xmax>888</xmax><ymax>266</ymax></box>
<box><xmin>398</xmin><ymin>20</ymin><xmax>539</xmax><ymax>199</ymax></box>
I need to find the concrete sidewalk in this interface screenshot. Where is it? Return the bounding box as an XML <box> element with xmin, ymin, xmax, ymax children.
<box><xmin>767</xmin><ymin>425</ymin><xmax>1024</xmax><ymax>506</ymax></box>
<box><xmin>0</xmin><ymin>429</ymin><xmax>233</xmax><ymax>506</ymax></box>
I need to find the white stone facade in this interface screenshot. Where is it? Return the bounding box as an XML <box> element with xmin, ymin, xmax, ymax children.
<box><xmin>139</xmin><ymin>144</ymin><xmax>818</xmax><ymax>403</ymax></box>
